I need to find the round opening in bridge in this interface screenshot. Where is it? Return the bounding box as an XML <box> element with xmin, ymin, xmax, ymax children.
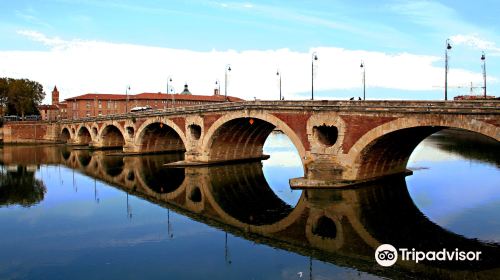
<box><xmin>312</xmin><ymin>216</ymin><xmax>337</xmax><ymax>239</ymax></box>
<box><xmin>139</xmin><ymin>122</ymin><xmax>185</xmax><ymax>153</ymax></box>
<box><xmin>189</xmin><ymin>187</ymin><xmax>202</xmax><ymax>202</ymax></box>
<box><xmin>101</xmin><ymin>125</ymin><xmax>125</xmax><ymax>148</ymax></box>
<box><xmin>189</xmin><ymin>124</ymin><xmax>202</xmax><ymax>140</ymax></box>
<box><xmin>77</xmin><ymin>127</ymin><xmax>92</xmax><ymax>145</ymax></box>
<box><xmin>313</xmin><ymin>124</ymin><xmax>338</xmax><ymax>147</ymax></box>
<box><xmin>71</xmin><ymin>128</ymin><xmax>76</xmax><ymax>135</ymax></box>
<box><xmin>92</xmin><ymin>127</ymin><xmax>98</xmax><ymax>136</ymax></box>
<box><xmin>61</xmin><ymin>128</ymin><xmax>71</xmax><ymax>143</ymax></box>
<box><xmin>126</xmin><ymin>126</ymin><xmax>135</xmax><ymax>137</ymax></box>
<box><xmin>208</xmin><ymin>118</ymin><xmax>303</xmax><ymax>226</ymax></box>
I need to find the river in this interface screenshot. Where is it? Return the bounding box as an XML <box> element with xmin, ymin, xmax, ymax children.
<box><xmin>0</xmin><ymin>129</ymin><xmax>498</xmax><ymax>279</ymax></box>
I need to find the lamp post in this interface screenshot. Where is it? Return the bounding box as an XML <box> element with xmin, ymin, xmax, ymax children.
<box><xmin>276</xmin><ymin>69</ymin><xmax>282</xmax><ymax>100</ymax></box>
<box><xmin>481</xmin><ymin>52</ymin><xmax>487</xmax><ymax>98</ymax></box>
<box><xmin>311</xmin><ymin>52</ymin><xmax>318</xmax><ymax>100</ymax></box>
<box><xmin>444</xmin><ymin>39</ymin><xmax>452</xmax><ymax>101</ymax></box>
<box><xmin>225</xmin><ymin>64</ymin><xmax>231</xmax><ymax>101</ymax></box>
<box><xmin>360</xmin><ymin>61</ymin><xmax>366</xmax><ymax>101</ymax></box>
<box><xmin>125</xmin><ymin>85</ymin><xmax>130</xmax><ymax>114</ymax></box>
<box><xmin>167</xmin><ymin>76</ymin><xmax>173</xmax><ymax>108</ymax></box>
<box><xmin>167</xmin><ymin>76</ymin><xmax>172</xmax><ymax>94</ymax></box>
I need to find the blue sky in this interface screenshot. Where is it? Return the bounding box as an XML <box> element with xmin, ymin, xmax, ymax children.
<box><xmin>0</xmin><ymin>0</ymin><xmax>499</xmax><ymax>102</ymax></box>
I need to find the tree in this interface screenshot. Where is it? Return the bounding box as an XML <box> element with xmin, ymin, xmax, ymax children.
<box><xmin>0</xmin><ymin>78</ymin><xmax>8</xmax><ymax>116</ymax></box>
<box><xmin>0</xmin><ymin>77</ymin><xmax>45</xmax><ymax>117</ymax></box>
<box><xmin>0</xmin><ymin>166</ymin><xmax>46</xmax><ymax>207</ymax></box>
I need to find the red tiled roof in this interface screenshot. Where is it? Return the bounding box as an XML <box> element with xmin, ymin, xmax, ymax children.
<box><xmin>65</xmin><ymin>92</ymin><xmax>244</xmax><ymax>102</ymax></box>
<box><xmin>65</xmin><ymin>93</ymin><xmax>128</xmax><ymax>100</ymax></box>
<box><xmin>132</xmin><ymin>93</ymin><xmax>244</xmax><ymax>102</ymax></box>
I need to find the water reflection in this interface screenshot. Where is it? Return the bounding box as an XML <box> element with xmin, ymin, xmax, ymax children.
<box><xmin>0</xmin><ymin>165</ymin><xmax>46</xmax><ymax>207</ymax></box>
<box><xmin>0</xmin><ymin>129</ymin><xmax>498</xmax><ymax>279</ymax></box>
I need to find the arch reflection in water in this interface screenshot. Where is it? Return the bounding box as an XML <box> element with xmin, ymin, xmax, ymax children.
<box><xmin>57</xmin><ymin>149</ymin><xmax>500</xmax><ymax>278</ymax></box>
<box><xmin>137</xmin><ymin>153</ymin><xmax>185</xmax><ymax>194</ymax></box>
<box><xmin>0</xmin><ymin>142</ymin><xmax>499</xmax><ymax>279</ymax></box>
<box><xmin>407</xmin><ymin>128</ymin><xmax>500</xmax><ymax>242</ymax></box>
<box><xmin>208</xmin><ymin>162</ymin><xmax>295</xmax><ymax>226</ymax></box>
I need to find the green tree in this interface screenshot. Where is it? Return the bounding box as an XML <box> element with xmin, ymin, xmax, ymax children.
<box><xmin>0</xmin><ymin>77</ymin><xmax>45</xmax><ymax>117</ymax></box>
<box><xmin>0</xmin><ymin>166</ymin><xmax>46</xmax><ymax>207</ymax></box>
<box><xmin>0</xmin><ymin>78</ymin><xmax>8</xmax><ymax>115</ymax></box>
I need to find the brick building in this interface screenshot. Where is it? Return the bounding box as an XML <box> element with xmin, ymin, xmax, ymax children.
<box><xmin>38</xmin><ymin>86</ymin><xmax>68</xmax><ymax>121</ymax></box>
<box><xmin>65</xmin><ymin>84</ymin><xmax>243</xmax><ymax>119</ymax></box>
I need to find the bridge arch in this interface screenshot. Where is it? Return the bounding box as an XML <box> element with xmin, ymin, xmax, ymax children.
<box><xmin>346</xmin><ymin>117</ymin><xmax>499</xmax><ymax>180</ymax></box>
<box><xmin>60</xmin><ymin>127</ymin><xmax>71</xmax><ymax>143</ymax></box>
<box><xmin>76</xmin><ymin>125</ymin><xmax>93</xmax><ymax>145</ymax></box>
<box><xmin>201</xmin><ymin>111</ymin><xmax>307</xmax><ymax>165</ymax></box>
<box><xmin>134</xmin><ymin>119</ymin><xmax>187</xmax><ymax>153</ymax></box>
<box><xmin>99</xmin><ymin>124</ymin><xmax>126</xmax><ymax>148</ymax></box>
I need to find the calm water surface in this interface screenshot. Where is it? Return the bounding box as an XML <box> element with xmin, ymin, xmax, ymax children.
<box><xmin>0</xmin><ymin>129</ymin><xmax>498</xmax><ymax>279</ymax></box>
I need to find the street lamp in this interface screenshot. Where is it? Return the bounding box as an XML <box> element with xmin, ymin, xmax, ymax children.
<box><xmin>444</xmin><ymin>39</ymin><xmax>452</xmax><ymax>101</ymax></box>
<box><xmin>276</xmin><ymin>69</ymin><xmax>282</xmax><ymax>100</ymax></box>
<box><xmin>360</xmin><ymin>61</ymin><xmax>366</xmax><ymax>101</ymax></box>
<box><xmin>225</xmin><ymin>64</ymin><xmax>231</xmax><ymax>101</ymax></box>
<box><xmin>167</xmin><ymin>76</ymin><xmax>173</xmax><ymax>94</ymax></box>
<box><xmin>311</xmin><ymin>52</ymin><xmax>318</xmax><ymax>100</ymax></box>
<box><xmin>125</xmin><ymin>85</ymin><xmax>130</xmax><ymax>114</ymax></box>
<box><xmin>167</xmin><ymin>76</ymin><xmax>174</xmax><ymax>108</ymax></box>
<box><xmin>481</xmin><ymin>51</ymin><xmax>487</xmax><ymax>98</ymax></box>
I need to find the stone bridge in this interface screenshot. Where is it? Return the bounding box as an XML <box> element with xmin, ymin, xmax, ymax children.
<box><xmin>36</xmin><ymin>100</ymin><xmax>500</xmax><ymax>186</ymax></box>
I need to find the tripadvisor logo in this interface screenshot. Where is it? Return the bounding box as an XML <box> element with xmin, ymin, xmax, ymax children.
<box><xmin>375</xmin><ymin>244</ymin><xmax>482</xmax><ymax>267</ymax></box>
<box><xmin>375</xmin><ymin>244</ymin><xmax>398</xmax><ymax>267</ymax></box>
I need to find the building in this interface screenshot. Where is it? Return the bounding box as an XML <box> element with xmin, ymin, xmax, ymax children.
<box><xmin>38</xmin><ymin>86</ymin><xmax>68</xmax><ymax>121</ymax></box>
<box><xmin>65</xmin><ymin>84</ymin><xmax>244</xmax><ymax>119</ymax></box>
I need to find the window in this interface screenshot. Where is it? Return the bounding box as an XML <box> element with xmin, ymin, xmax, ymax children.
<box><xmin>86</xmin><ymin>101</ymin><xmax>91</xmax><ymax>108</ymax></box>
<box><xmin>107</xmin><ymin>100</ymin><xmax>112</xmax><ymax>109</ymax></box>
<box><xmin>98</xmin><ymin>100</ymin><xmax>102</xmax><ymax>109</ymax></box>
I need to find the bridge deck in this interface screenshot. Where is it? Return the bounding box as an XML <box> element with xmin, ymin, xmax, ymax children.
<box><xmin>55</xmin><ymin>100</ymin><xmax>500</xmax><ymax>124</ymax></box>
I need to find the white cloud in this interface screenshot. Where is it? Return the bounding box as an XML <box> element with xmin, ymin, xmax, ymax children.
<box><xmin>450</xmin><ymin>34</ymin><xmax>500</xmax><ymax>56</ymax></box>
<box><xmin>17</xmin><ymin>30</ymin><xmax>67</xmax><ymax>48</ymax></box>
<box><xmin>0</xmin><ymin>30</ymin><xmax>491</xmax><ymax>104</ymax></box>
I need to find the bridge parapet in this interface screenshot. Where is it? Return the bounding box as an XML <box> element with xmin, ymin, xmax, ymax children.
<box><xmin>57</xmin><ymin>100</ymin><xmax>500</xmax><ymax>124</ymax></box>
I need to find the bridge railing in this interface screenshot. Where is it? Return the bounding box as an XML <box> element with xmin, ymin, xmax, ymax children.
<box><xmin>57</xmin><ymin>100</ymin><xmax>500</xmax><ymax>124</ymax></box>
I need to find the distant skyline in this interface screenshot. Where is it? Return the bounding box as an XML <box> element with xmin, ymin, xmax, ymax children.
<box><xmin>0</xmin><ymin>0</ymin><xmax>499</xmax><ymax>103</ymax></box>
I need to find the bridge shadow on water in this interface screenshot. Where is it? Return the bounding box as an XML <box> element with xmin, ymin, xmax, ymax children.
<box><xmin>0</xmin><ymin>133</ymin><xmax>499</xmax><ymax>279</ymax></box>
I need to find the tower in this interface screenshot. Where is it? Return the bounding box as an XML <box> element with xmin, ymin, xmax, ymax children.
<box><xmin>52</xmin><ymin>86</ymin><xmax>59</xmax><ymax>105</ymax></box>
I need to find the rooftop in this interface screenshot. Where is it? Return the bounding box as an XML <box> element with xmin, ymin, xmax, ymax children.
<box><xmin>65</xmin><ymin>92</ymin><xmax>243</xmax><ymax>102</ymax></box>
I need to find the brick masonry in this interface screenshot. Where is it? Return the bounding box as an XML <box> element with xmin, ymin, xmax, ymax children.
<box><xmin>4</xmin><ymin>100</ymin><xmax>499</xmax><ymax>184</ymax></box>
